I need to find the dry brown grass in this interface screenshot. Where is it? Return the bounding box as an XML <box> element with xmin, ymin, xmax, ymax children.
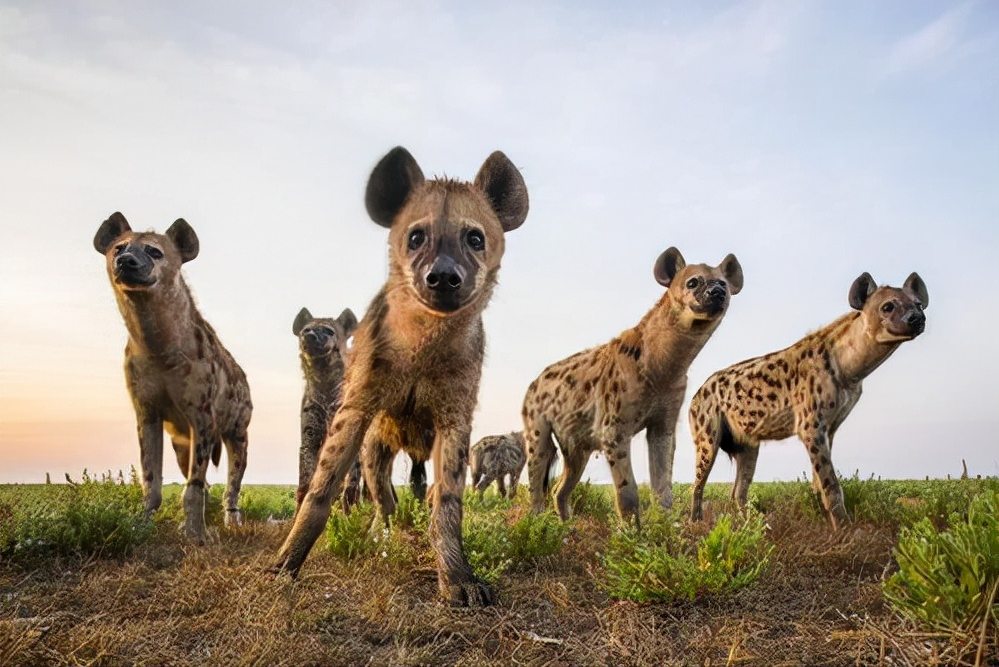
<box><xmin>1</xmin><ymin>502</ymin><xmax>994</xmax><ymax>667</ymax></box>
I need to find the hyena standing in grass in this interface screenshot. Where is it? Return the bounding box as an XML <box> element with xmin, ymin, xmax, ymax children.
<box><xmin>688</xmin><ymin>272</ymin><xmax>928</xmax><ymax>530</ymax></box>
<box><xmin>469</xmin><ymin>432</ymin><xmax>526</xmax><ymax>500</ymax></box>
<box><xmin>94</xmin><ymin>212</ymin><xmax>251</xmax><ymax>543</ymax></box>
<box><xmin>293</xmin><ymin>307</ymin><xmax>357</xmax><ymax>511</ymax></box>
<box><xmin>523</xmin><ymin>248</ymin><xmax>743</xmax><ymax>525</ymax></box>
<box><xmin>272</xmin><ymin>146</ymin><xmax>529</xmax><ymax>606</ymax></box>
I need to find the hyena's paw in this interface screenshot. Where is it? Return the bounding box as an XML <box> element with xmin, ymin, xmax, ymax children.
<box><xmin>224</xmin><ymin>508</ymin><xmax>244</xmax><ymax>528</ymax></box>
<box><xmin>444</xmin><ymin>576</ymin><xmax>496</xmax><ymax>608</ymax></box>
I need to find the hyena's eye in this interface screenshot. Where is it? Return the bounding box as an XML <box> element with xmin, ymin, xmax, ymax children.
<box><xmin>407</xmin><ymin>229</ymin><xmax>426</xmax><ymax>251</ymax></box>
<box><xmin>465</xmin><ymin>229</ymin><xmax>485</xmax><ymax>252</ymax></box>
<box><xmin>685</xmin><ymin>277</ymin><xmax>700</xmax><ymax>290</ymax></box>
<box><xmin>145</xmin><ymin>246</ymin><xmax>164</xmax><ymax>260</ymax></box>
<box><xmin>881</xmin><ymin>302</ymin><xmax>895</xmax><ymax>314</ymax></box>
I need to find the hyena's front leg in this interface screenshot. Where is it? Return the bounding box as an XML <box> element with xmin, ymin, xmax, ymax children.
<box><xmin>525</xmin><ymin>414</ymin><xmax>556</xmax><ymax>515</ymax></box>
<box><xmin>362</xmin><ymin>432</ymin><xmax>398</xmax><ymax>530</ymax></box>
<box><xmin>222</xmin><ymin>431</ymin><xmax>248</xmax><ymax>527</ymax></box>
<box><xmin>603</xmin><ymin>439</ymin><xmax>640</xmax><ymax>527</ymax></box>
<box><xmin>431</xmin><ymin>428</ymin><xmax>493</xmax><ymax>607</ymax></box>
<box><xmin>647</xmin><ymin>384</ymin><xmax>685</xmax><ymax>511</ymax></box>
<box><xmin>136</xmin><ymin>414</ymin><xmax>164</xmax><ymax>516</ymax></box>
<box><xmin>272</xmin><ymin>407</ymin><xmax>369</xmax><ymax>576</ymax></box>
<box><xmin>798</xmin><ymin>414</ymin><xmax>848</xmax><ymax>530</ymax></box>
<box><xmin>183</xmin><ymin>421</ymin><xmax>219</xmax><ymax>544</ymax></box>
<box><xmin>296</xmin><ymin>405</ymin><xmax>325</xmax><ymax>510</ymax></box>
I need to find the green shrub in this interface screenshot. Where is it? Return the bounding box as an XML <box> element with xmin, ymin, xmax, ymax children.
<box><xmin>239</xmin><ymin>485</ymin><xmax>297</xmax><ymax>522</ymax></box>
<box><xmin>393</xmin><ymin>486</ymin><xmax>430</xmax><ymax>532</ymax></box>
<box><xmin>603</xmin><ymin>509</ymin><xmax>773</xmax><ymax>603</ymax></box>
<box><xmin>884</xmin><ymin>489</ymin><xmax>999</xmax><ymax>636</ymax></box>
<box><xmin>464</xmin><ymin>509</ymin><xmax>572</xmax><ymax>582</ymax></box>
<box><xmin>0</xmin><ymin>471</ymin><xmax>155</xmax><ymax>563</ymax></box>
<box><xmin>325</xmin><ymin>504</ymin><xmax>380</xmax><ymax>560</ymax></box>
<box><xmin>570</xmin><ymin>481</ymin><xmax>615</xmax><ymax>523</ymax></box>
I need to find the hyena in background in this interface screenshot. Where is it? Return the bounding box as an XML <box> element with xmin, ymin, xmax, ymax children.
<box><xmin>94</xmin><ymin>212</ymin><xmax>252</xmax><ymax>543</ymax></box>
<box><xmin>688</xmin><ymin>272</ymin><xmax>929</xmax><ymax>530</ymax></box>
<box><xmin>293</xmin><ymin>307</ymin><xmax>357</xmax><ymax>511</ymax></box>
<box><xmin>469</xmin><ymin>432</ymin><xmax>526</xmax><ymax>500</ymax></box>
<box><xmin>295</xmin><ymin>308</ymin><xmax>428</xmax><ymax>517</ymax></box>
<box><xmin>524</xmin><ymin>247</ymin><xmax>743</xmax><ymax>525</ymax></box>
<box><xmin>272</xmin><ymin>146</ymin><xmax>529</xmax><ymax>606</ymax></box>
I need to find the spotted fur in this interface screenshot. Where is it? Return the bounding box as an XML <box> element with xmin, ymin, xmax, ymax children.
<box><xmin>469</xmin><ymin>432</ymin><xmax>526</xmax><ymax>500</ymax></box>
<box><xmin>523</xmin><ymin>248</ymin><xmax>743</xmax><ymax>525</ymax></box>
<box><xmin>94</xmin><ymin>212</ymin><xmax>252</xmax><ymax>543</ymax></box>
<box><xmin>272</xmin><ymin>147</ymin><xmax>529</xmax><ymax>607</ymax></box>
<box><xmin>688</xmin><ymin>272</ymin><xmax>929</xmax><ymax>530</ymax></box>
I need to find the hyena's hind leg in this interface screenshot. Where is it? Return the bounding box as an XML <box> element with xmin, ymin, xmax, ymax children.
<box><xmin>525</xmin><ymin>412</ymin><xmax>557</xmax><ymax>514</ymax></box>
<box><xmin>554</xmin><ymin>444</ymin><xmax>589</xmax><ymax>522</ymax></box>
<box><xmin>689</xmin><ymin>404</ymin><xmax>722</xmax><ymax>522</ymax></box>
<box><xmin>508</xmin><ymin>457</ymin><xmax>526</xmax><ymax>499</ymax></box>
<box><xmin>182</xmin><ymin>422</ymin><xmax>220</xmax><ymax>544</ymax></box>
<box><xmin>222</xmin><ymin>430</ymin><xmax>248</xmax><ymax>527</ymax></box>
<box><xmin>730</xmin><ymin>444</ymin><xmax>759</xmax><ymax>507</ymax></box>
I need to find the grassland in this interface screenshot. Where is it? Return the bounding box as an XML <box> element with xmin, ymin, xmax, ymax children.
<box><xmin>1</xmin><ymin>473</ymin><xmax>996</xmax><ymax>666</ymax></box>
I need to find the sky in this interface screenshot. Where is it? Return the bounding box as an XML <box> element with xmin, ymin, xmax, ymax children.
<box><xmin>1</xmin><ymin>1</ymin><xmax>997</xmax><ymax>490</ymax></box>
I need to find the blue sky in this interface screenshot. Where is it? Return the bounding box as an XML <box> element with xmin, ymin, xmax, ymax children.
<box><xmin>1</xmin><ymin>1</ymin><xmax>997</xmax><ymax>487</ymax></box>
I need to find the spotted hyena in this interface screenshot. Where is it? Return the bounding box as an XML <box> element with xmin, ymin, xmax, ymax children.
<box><xmin>469</xmin><ymin>432</ymin><xmax>526</xmax><ymax>500</ymax></box>
<box><xmin>292</xmin><ymin>306</ymin><xmax>357</xmax><ymax>511</ymax></box>
<box><xmin>271</xmin><ymin>146</ymin><xmax>529</xmax><ymax>606</ymax></box>
<box><xmin>688</xmin><ymin>272</ymin><xmax>929</xmax><ymax>530</ymax></box>
<box><xmin>94</xmin><ymin>212</ymin><xmax>252</xmax><ymax>542</ymax></box>
<box><xmin>524</xmin><ymin>248</ymin><xmax>743</xmax><ymax>525</ymax></box>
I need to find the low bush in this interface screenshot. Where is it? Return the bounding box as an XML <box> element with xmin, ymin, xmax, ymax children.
<box><xmin>464</xmin><ymin>509</ymin><xmax>572</xmax><ymax>582</ymax></box>
<box><xmin>603</xmin><ymin>508</ymin><xmax>773</xmax><ymax>603</ymax></box>
<box><xmin>0</xmin><ymin>470</ymin><xmax>155</xmax><ymax>563</ymax></box>
<box><xmin>883</xmin><ymin>489</ymin><xmax>999</xmax><ymax>637</ymax></box>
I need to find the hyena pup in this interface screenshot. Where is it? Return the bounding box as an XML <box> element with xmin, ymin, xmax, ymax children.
<box><xmin>524</xmin><ymin>247</ymin><xmax>743</xmax><ymax>525</ymax></box>
<box><xmin>94</xmin><ymin>212</ymin><xmax>252</xmax><ymax>543</ymax></box>
<box><xmin>272</xmin><ymin>146</ymin><xmax>529</xmax><ymax>606</ymax></box>
<box><xmin>293</xmin><ymin>306</ymin><xmax>357</xmax><ymax>511</ymax></box>
<box><xmin>688</xmin><ymin>272</ymin><xmax>928</xmax><ymax>530</ymax></box>
<box><xmin>469</xmin><ymin>431</ymin><xmax>526</xmax><ymax>500</ymax></box>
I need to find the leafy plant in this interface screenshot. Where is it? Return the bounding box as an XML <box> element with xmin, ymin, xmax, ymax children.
<box><xmin>603</xmin><ymin>509</ymin><xmax>773</xmax><ymax>603</ymax></box>
<box><xmin>884</xmin><ymin>489</ymin><xmax>999</xmax><ymax>637</ymax></box>
<box><xmin>0</xmin><ymin>471</ymin><xmax>155</xmax><ymax>563</ymax></box>
<box><xmin>464</xmin><ymin>509</ymin><xmax>571</xmax><ymax>582</ymax></box>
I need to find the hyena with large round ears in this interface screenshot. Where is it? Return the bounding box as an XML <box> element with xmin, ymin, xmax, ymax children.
<box><xmin>523</xmin><ymin>248</ymin><xmax>743</xmax><ymax>526</ymax></box>
<box><xmin>93</xmin><ymin>212</ymin><xmax>252</xmax><ymax>543</ymax></box>
<box><xmin>688</xmin><ymin>272</ymin><xmax>928</xmax><ymax>530</ymax></box>
<box><xmin>469</xmin><ymin>431</ymin><xmax>526</xmax><ymax>500</ymax></box>
<box><xmin>271</xmin><ymin>147</ymin><xmax>529</xmax><ymax>607</ymax></box>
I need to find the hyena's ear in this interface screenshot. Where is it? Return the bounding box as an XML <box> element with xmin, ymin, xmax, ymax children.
<box><xmin>165</xmin><ymin>219</ymin><xmax>199</xmax><ymax>263</ymax></box>
<box><xmin>93</xmin><ymin>211</ymin><xmax>131</xmax><ymax>254</ymax></box>
<box><xmin>653</xmin><ymin>247</ymin><xmax>686</xmax><ymax>288</ymax></box>
<box><xmin>293</xmin><ymin>307</ymin><xmax>313</xmax><ymax>336</ymax></box>
<box><xmin>365</xmin><ymin>146</ymin><xmax>426</xmax><ymax>228</ymax></box>
<box><xmin>720</xmin><ymin>253</ymin><xmax>744</xmax><ymax>295</ymax></box>
<box><xmin>337</xmin><ymin>308</ymin><xmax>359</xmax><ymax>335</ymax></box>
<box><xmin>473</xmin><ymin>151</ymin><xmax>529</xmax><ymax>232</ymax></box>
<box><xmin>848</xmin><ymin>272</ymin><xmax>877</xmax><ymax>310</ymax></box>
<box><xmin>904</xmin><ymin>272</ymin><xmax>929</xmax><ymax>308</ymax></box>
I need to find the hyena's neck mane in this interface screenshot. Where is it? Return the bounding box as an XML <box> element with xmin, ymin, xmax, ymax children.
<box><xmin>627</xmin><ymin>290</ymin><xmax>717</xmax><ymax>386</ymax></box>
<box><xmin>116</xmin><ymin>276</ymin><xmax>203</xmax><ymax>358</ymax></box>
<box><xmin>381</xmin><ymin>280</ymin><xmax>489</xmax><ymax>361</ymax></box>
<box><xmin>825</xmin><ymin>311</ymin><xmax>903</xmax><ymax>383</ymax></box>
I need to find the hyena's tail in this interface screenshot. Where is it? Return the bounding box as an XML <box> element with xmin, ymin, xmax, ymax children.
<box><xmin>715</xmin><ymin>413</ymin><xmax>747</xmax><ymax>458</ymax></box>
<box><xmin>541</xmin><ymin>429</ymin><xmax>559</xmax><ymax>496</ymax></box>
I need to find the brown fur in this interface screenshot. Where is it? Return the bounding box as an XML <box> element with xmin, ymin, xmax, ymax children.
<box><xmin>469</xmin><ymin>432</ymin><xmax>526</xmax><ymax>500</ymax></box>
<box><xmin>688</xmin><ymin>272</ymin><xmax>929</xmax><ymax>530</ymax></box>
<box><xmin>523</xmin><ymin>248</ymin><xmax>743</xmax><ymax>526</ymax></box>
<box><xmin>93</xmin><ymin>212</ymin><xmax>252</xmax><ymax>542</ymax></box>
<box><xmin>271</xmin><ymin>147</ymin><xmax>529</xmax><ymax>607</ymax></box>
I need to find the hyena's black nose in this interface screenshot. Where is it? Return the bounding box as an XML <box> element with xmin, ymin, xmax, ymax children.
<box><xmin>426</xmin><ymin>255</ymin><xmax>466</xmax><ymax>292</ymax></box>
<box><xmin>115</xmin><ymin>253</ymin><xmax>139</xmax><ymax>270</ymax></box>
<box><xmin>706</xmin><ymin>283</ymin><xmax>726</xmax><ymax>300</ymax></box>
<box><xmin>905</xmin><ymin>310</ymin><xmax>926</xmax><ymax>328</ymax></box>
